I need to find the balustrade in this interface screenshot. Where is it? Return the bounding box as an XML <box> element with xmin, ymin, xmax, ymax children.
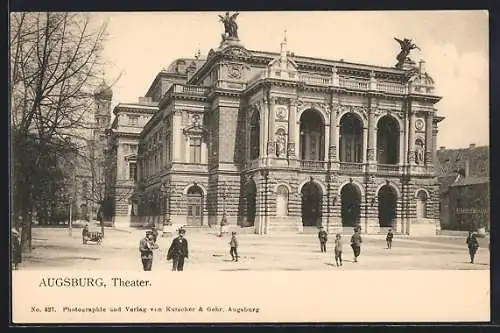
<box><xmin>300</xmin><ymin>160</ymin><xmax>327</xmax><ymax>170</ymax></box>
<box><xmin>339</xmin><ymin>162</ymin><xmax>364</xmax><ymax>173</ymax></box>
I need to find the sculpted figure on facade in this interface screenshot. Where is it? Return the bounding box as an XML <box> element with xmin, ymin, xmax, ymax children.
<box><xmin>275</xmin><ymin>129</ymin><xmax>287</xmax><ymax>158</ymax></box>
<box><xmin>394</xmin><ymin>37</ymin><xmax>420</xmax><ymax>68</ymax></box>
<box><xmin>415</xmin><ymin>139</ymin><xmax>425</xmax><ymax>164</ymax></box>
<box><xmin>219</xmin><ymin>12</ymin><xmax>239</xmax><ymax>40</ymax></box>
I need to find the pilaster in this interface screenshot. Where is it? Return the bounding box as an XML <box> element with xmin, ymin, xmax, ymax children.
<box><xmin>425</xmin><ymin>112</ymin><xmax>433</xmax><ymax>165</ymax></box>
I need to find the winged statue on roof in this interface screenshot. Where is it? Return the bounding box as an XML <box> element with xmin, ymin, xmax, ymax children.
<box><xmin>219</xmin><ymin>12</ymin><xmax>239</xmax><ymax>40</ymax></box>
<box><xmin>394</xmin><ymin>37</ymin><xmax>420</xmax><ymax>68</ymax></box>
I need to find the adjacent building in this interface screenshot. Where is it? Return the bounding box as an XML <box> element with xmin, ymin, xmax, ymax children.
<box><xmin>127</xmin><ymin>26</ymin><xmax>444</xmax><ymax>236</ymax></box>
<box><xmin>436</xmin><ymin>144</ymin><xmax>489</xmax><ymax>231</ymax></box>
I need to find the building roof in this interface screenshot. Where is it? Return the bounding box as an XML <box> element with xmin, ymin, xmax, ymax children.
<box><xmin>435</xmin><ymin>145</ymin><xmax>489</xmax><ymax>178</ymax></box>
<box><xmin>450</xmin><ymin>176</ymin><xmax>489</xmax><ymax>187</ymax></box>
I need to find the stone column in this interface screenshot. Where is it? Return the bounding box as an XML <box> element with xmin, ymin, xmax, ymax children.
<box><xmin>403</xmin><ymin>111</ymin><xmax>409</xmax><ymax>166</ymax></box>
<box><xmin>328</xmin><ymin>102</ymin><xmax>337</xmax><ymax>161</ymax></box>
<box><xmin>432</xmin><ymin>122</ymin><xmax>438</xmax><ymax>169</ymax></box>
<box><xmin>362</xmin><ymin>127</ymin><xmax>368</xmax><ymax>163</ymax></box>
<box><xmin>259</xmin><ymin>101</ymin><xmax>268</xmax><ymax>159</ymax></box>
<box><xmin>367</xmin><ymin>106</ymin><xmax>376</xmax><ymax>163</ymax></box>
<box><xmin>267</xmin><ymin>97</ymin><xmax>276</xmax><ymax>157</ymax></box>
<box><xmin>425</xmin><ymin>112</ymin><xmax>433</xmax><ymax>165</ymax></box>
<box><xmin>408</xmin><ymin>104</ymin><xmax>416</xmax><ymax>164</ymax></box>
<box><xmin>287</xmin><ymin>100</ymin><xmax>297</xmax><ymax>158</ymax></box>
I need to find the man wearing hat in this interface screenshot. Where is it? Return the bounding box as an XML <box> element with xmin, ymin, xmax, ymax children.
<box><xmin>11</xmin><ymin>228</ymin><xmax>22</xmax><ymax>270</ymax></box>
<box><xmin>318</xmin><ymin>226</ymin><xmax>328</xmax><ymax>253</ymax></box>
<box><xmin>167</xmin><ymin>228</ymin><xmax>189</xmax><ymax>271</ymax></box>
<box><xmin>139</xmin><ymin>230</ymin><xmax>158</xmax><ymax>271</ymax></box>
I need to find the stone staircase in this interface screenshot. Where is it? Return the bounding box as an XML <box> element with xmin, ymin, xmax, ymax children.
<box><xmin>268</xmin><ymin>217</ymin><xmax>301</xmax><ymax>234</ymax></box>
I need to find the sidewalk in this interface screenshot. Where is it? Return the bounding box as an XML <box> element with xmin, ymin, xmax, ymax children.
<box><xmin>18</xmin><ymin>227</ymin><xmax>490</xmax><ymax>271</ymax></box>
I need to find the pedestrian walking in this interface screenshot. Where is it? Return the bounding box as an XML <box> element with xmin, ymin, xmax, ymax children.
<box><xmin>229</xmin><ymin>231</ymin><xmax>239</xmax><ymax>262</ymax></box>
<box><xmin>139</xmin><ymin>230</ymin><xmax>158</xmax><ymax>271</ymax></box>
<box><xmin>350</xmin><ymin>227</ymin><xmax>362</xmax><ymax>263</ymax></box>
<box><xmin>82</xmin><ymin>224</ymin><xmax>89</xmax><ymax>244</ymax></box>
<box><xmin>334</xmin><ymin>233</ymin><xmax>343</xmax><ymax>267</ymax></box>
<box><xmin>386</xmin><ymin>228</ymin><xmax>394</xmax><ymax>249</ymax></box>
<box><xmin>466</xmin><ymin>231</ymin><xmax>479</xmax><ymax>264</ymax></box>
<box><xmin>318</xmin><ymin>226</ymin><xmax>328</xmax><ymax>253</ymax></box>
<box><xmin>167</xmin><ymin>228</ymin><xmax>189</xmax><ymax>271</ymax></box>
<box><xmin>11</xmin><ymin>228</ymin><xmax>22</xmax><ymax>270</ymax></box>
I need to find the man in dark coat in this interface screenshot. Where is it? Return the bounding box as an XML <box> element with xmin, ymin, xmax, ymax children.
<box><xmin>11</xmin><ymin>228</ymin><xmax>22</xmax><ymax>270</ymax></box>
<box><xmin>466</xmin><ymin>231</ymin><xmax>480</xmax><ymax>264</ymax></box>
<box><xmin>350</xmin><ymin>227</ymin><xmax>362</xmax><ymax>263</ymax></box>
<box><xmin>167</xmin><ymin>228</ymin><xmax>189</xmax><ymax>271</ymax></box>
<box><xmin>318</xmin><ymin>226</ymin><xmax>328</xmax><ymax>253</ymax></box>
<box><xmin>139</xmin><ymin>231</ymin><xmax>158</xmax><ymax>271</ymax></box>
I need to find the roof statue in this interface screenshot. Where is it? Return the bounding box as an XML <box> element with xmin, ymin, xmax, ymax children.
<box><xmin>394</xmin><ymin>37</ymin><xmax>420</xmax><ymax>69</ymax></box>
<box><xmin>219</xmin><ymin>12</ymin><xmax>239</xmax><ymax>41</ymax></box>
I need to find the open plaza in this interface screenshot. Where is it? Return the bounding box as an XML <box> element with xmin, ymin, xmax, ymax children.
<box><xmin>20</xmin><ymin>225</ymin><xmax>490</xmax><ymax>271</ymax></box>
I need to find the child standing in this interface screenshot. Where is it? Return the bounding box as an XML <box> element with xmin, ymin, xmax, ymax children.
<box><xmin>334</xmin><ymin>233</ymin><xmax>343</xmax><ymax>267</ymax></box>
<box><xmin>318</xmin><ymin>226</ymin><xmax>328</xmax><ymax>253</ymax></box>
<box><xmin>386</xmin><ymin>228</ymin><xmax>394</xmax><ymax>249</ymax></box>
<box><xmin>229</xmin><ymin>231</ymin><xmax>239</xmax><ymax>262</ymax></box>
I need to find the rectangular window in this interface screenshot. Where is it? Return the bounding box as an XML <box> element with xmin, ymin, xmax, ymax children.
<box><xmin>190</xmin><ymin>137</ymin><xmax>202</xmax><ymax>164</ymax></box>
<box><xmin>128</xmin><ymin>115</ymin><xmax>139</xmax><ymax>126</ymax></box>
<box><xmin>129</xmin><ymin>163</ymin><xmax>137</xmax><ymax>182</ymax></box>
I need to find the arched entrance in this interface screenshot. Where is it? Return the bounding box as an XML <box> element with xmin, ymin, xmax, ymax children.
<box><xmin>378</xmin><ymin>185</ymin><xmax>397</xmax><ymax>228</ymax></box>
<box><xmin>340</xmin><ymin>183</ymin><xmax>361</xmax><ymax>227</ymax></box>
<box><xmin>245</xmin><ymin>179</ymin><xmax>257</xmax><ymax>226</ymax></box>
<box><xmin>339</xmin><ymin>113</ymin><xmax>363</xmax><ymax>162</ymax></box>
<box><xmin>377</xmin><ymin>116</ymin><xmax>400</xmax><ymax>164</ymax></box>
<box><xmin>301</xmin><ymin>181</ymin><xmax>323</xmax><ymax>226</ymax></box>
<box><xmin>416</xmin><ymin>190</ymin><xmax>428</xmax><ymax>219</ymax></box>
<box><xmin>249</xmin><ymin>111</ymin><xmax>260</xmax><ymax>159</ymax></box>
<box><xmin>299</xmin><ymin>109</ymin><xmax>325</xmax><ymax>161</ymax></box>
<box><xmin>186</xmin><ymin>185</ymin><xmax>203</xmax><ymax>226</ymax></box>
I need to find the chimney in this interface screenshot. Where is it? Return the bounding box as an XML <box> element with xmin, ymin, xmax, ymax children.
<box><xmin>419</xmin><ymin>59</ymin><xmax>426</xmax><ymax>74</ymax></box>
<box><xmin>469</xmin><ymin>143</ymin><xmax>476</xmax><ymax>149</ymax></box>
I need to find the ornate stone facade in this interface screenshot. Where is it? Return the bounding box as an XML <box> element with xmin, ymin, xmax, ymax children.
<box><xmin>130</xmin><ymin>29</ymin><xmax>442</xmax><ymax>236</ymax></box>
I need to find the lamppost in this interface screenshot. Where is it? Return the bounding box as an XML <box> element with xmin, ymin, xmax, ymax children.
<box><xmin>68</xmin><ymin>196</ymin><xmax>73</xmax><ymax>237</ymax></box>
<box><xmin>219</xmin><ymin>181</ymin><xmax>228</xmax><ymax>236</ymax></box>
<box><xmin>166</xmin><ymin>180</ymin><xmax>171</xmax><ymax>226</ymax></box>
<box><xmin>259</xmin><ymin>169</ymin><xmax>269</xmax><ymax>234</ymax></box>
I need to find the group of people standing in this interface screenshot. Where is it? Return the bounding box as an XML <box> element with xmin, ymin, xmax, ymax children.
<box><xmin>139</xmin><ymin>227</ymin><xmax>188</xmax><ymax>271</ymax></box>
<box><xmin>318</xmin><ymin>226</ymin><xmax>364</xmax><ymax>266</ymax></box>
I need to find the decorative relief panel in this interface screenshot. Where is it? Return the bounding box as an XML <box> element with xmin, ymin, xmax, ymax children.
<box><xmin>275</xmin><ymin>105</ymin><xmax>288</xmax><ymax>121</ymax></box>
<box><xmin>415</xmin><ymin>118</ymin><xmax>425</xmax><ymax>131</ymax></box>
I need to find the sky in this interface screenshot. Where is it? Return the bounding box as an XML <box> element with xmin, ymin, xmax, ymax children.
<box><xmin>93</xmin><ymin>11</ymin><xmax>489</xmax><ymax>149</ymax></box>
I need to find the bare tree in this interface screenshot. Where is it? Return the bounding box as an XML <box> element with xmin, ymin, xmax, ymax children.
<box><xmin>10</xmin><ymin>12</ymin><xmax>109</xmax><ymax>250</ymax></box>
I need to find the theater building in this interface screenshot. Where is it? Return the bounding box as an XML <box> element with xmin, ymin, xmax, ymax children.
<box><xmin>133</xmin><ymin>25</ymin><xmax>443</xmax><ymax>235</ymax></box>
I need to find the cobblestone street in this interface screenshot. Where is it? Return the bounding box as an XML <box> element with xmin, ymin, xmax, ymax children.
<box><xmin>18</xmin><ymin>226</ymin><xmax>490</xmax><ymax>271</ymax></box>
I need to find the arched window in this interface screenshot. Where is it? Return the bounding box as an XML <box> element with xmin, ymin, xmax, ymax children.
<box><xmin>416</xmin><ymin>190</ymin><xmax>428</xmax><ymax>219</ymax></box>
<box><xmin>377</xmin><ymin>116</ymin><xmax>400</xmax><ymax>164</ymax></box>
<box><xmin>276</xmin><ymin>185</ymin><xmax>289</xmax><ymax>216</ymax></box>
<box><xmin>339</xmin><ymin>113</ymin><xmax>363</xmax><ymax>162</ymax></box>
<box><xmin>299</xmin><ymin>109</ymin><xmax>325</xmax><ymax>161</ymax></box>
